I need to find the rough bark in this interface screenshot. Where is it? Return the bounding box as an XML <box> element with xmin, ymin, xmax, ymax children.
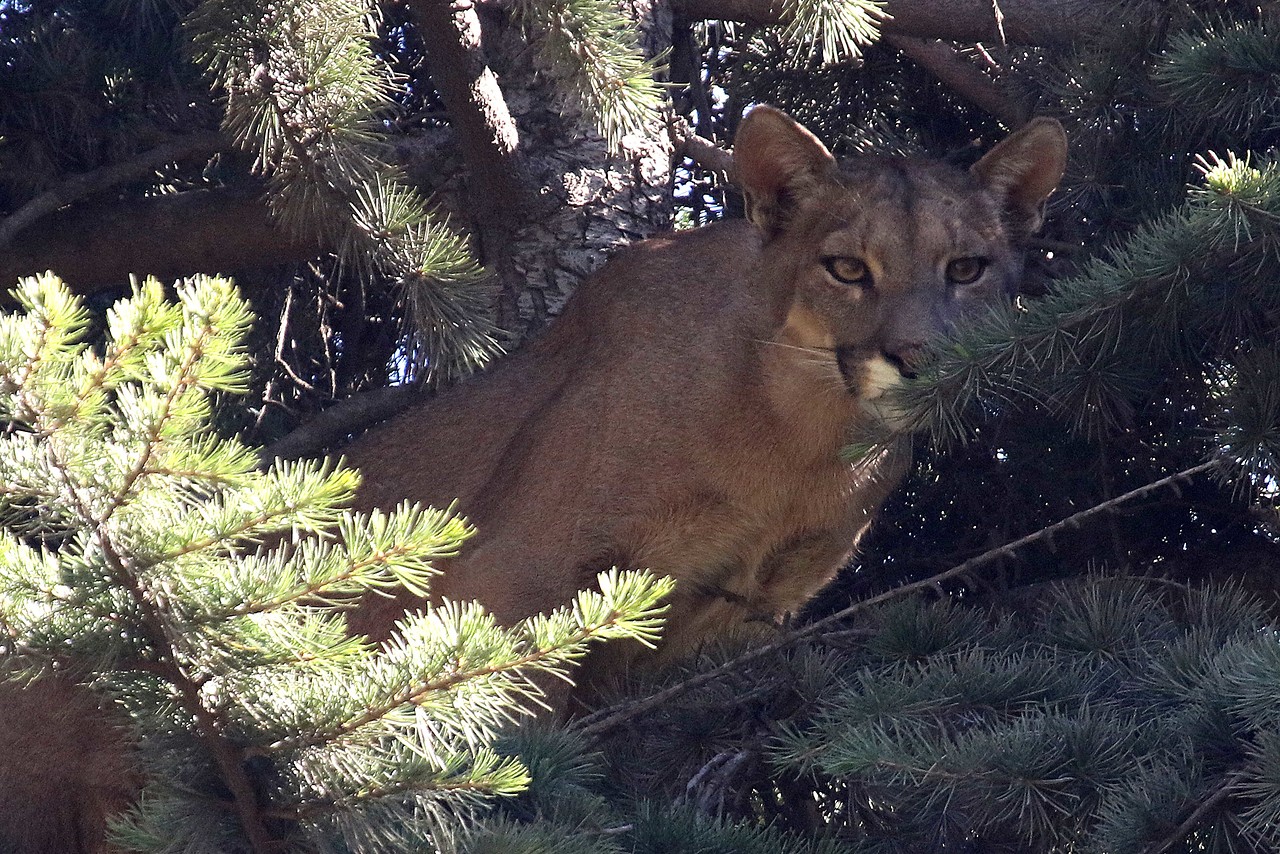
<box><xmin>436</xmin><ymin>5</ymin><xmax>676</xmax><ymax>340</ymax></box>
<box><xmin>673</xmin><ymin>0</ymin><xmax>1152</xmax><ymax>47</ymax></box>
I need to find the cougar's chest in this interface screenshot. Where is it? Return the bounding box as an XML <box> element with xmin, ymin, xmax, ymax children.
<box><xmin>639</xmin><ymin>437</ymin><xmax>903</xmax><ymax>659</ymax></box>
<box><xmin>720</xmin><ymin>444</ymin><xmax>881</xmax><ymax>601</ymax></box>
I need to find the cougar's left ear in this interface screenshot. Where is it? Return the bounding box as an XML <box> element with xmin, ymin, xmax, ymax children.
<box><xmin>972</xmin><ymin>117</ymin><xmax>1068</xmax><ymax>234</ymax></box>
<box><xmin>732</xmin><ymin>105</ymin><xmax>837</xmax><ymax>237</ymax></box>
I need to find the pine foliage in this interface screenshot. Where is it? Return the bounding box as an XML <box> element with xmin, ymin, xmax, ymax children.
<box><xmin>0</xmin><ymin>275</ymin><xmax>671</xmax><ymax>853</ymax></box>
<box><xmin>765</xmin><ymin>581</ymin><xmax>1280</xmax><ymax>852</ymax></box>
<box><xmin>185</xmin><ymin>0</ymin><xmax>502</xmax><ymax>383</ymax></box>
<box><xmin>1155</xmin><ymin>20</ymin><xmax>1280</xmax><ymax>135</ymax></box>
<box><xmin>778</xmin><ymin>0</ymin><xmax>887</xmax><ymax>67</ymax></box>
<box><xmin>508</xmin><ymin>0</ymin><xmax>666</xmax><ymax>152</ymax></box>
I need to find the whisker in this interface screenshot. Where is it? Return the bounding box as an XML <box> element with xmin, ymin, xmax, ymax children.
<box><xmin>751</xmin><ymin>338</ymin><xmax>839</xmax><ymax>356</ymax></box>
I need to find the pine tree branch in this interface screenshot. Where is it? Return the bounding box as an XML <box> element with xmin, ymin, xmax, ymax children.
<box><xmin>219</xmin><ymin>539</ymin><xmax>428</xmax><ymax>619</ymax></box>
<box><xmin>671</xmin><ymin>0</ymin><xmax>1147</xmax><ymax>47</ymax></box>
<box><xmin>98</xmin><ymin>315</ymin><xmax>213</xmax><ymax>524</ymax></box>
<box><xmin>886</xmin><ymin>35</ymin><xmax>1026</xmax><ymax>125</ymax></box>
<box><xmin>670</xmin><ymin>116</ymin><xmax>735</xmax><ymax>175</ymax></box>
<box><xmin>13</xmin><ymin>290</ymin><xmax>280</xmax><ymax>853</ymax></box>
<box><xmin>408</xmin><ymin>0</ymin><xmax>536</xmax><ymax>222</ymax></box>
<box><xmin>274</xmin><ymin>774</ymin><xmax>510</xmax><ymax>822</ymax></box>
<box><xmin>0</xmin><ymin>187</ymin><xmax>324</xmax><ymax>297</ymax></box>
<box><xmin>0</xmin><ymin>133</ymin><xmax>224</xmax><ymax>252</ymax></box>
<box><xmin>33</xmin><ymin>398</ymin><xmax>278</xmax><ymax>852</ymax></box>
<box><xmin>260</xmin><ymin>604</ymin><xmax>645</xmax><ymax>756</ymax></box>
<box><xmin>573</xmin><ymin>459</ymin><xmax>1220</xmax><ymax>740</ymax></box>
<box><xmin>104</xmin><ymin>365</ymin><xmax>278</xmax><ymax>854</ymax></box>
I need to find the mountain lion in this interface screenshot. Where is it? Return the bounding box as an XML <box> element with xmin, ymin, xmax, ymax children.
<box><xmin>343</xmin><ymin>106</ymin><xmax>1068</xmax><ymax>697</ymax></box>
<box><xmin>0</xmin><ymin>106</ymin><xmax>1066</xmax><ymax>851</ymax></box>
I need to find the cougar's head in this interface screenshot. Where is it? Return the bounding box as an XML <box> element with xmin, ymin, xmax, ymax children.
<box><xmin>733</xmin><ymin>105</ymin><xmax>1067</xmax><ymax>425</ymax></box>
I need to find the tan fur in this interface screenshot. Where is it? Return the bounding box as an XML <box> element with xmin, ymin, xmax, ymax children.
<box><xmin>0</xmin><ymin>107</ymin><xmax>1066</xmax><ymax>849</ymax></box>
<box><xmin>343</xmin><ymin>108</ymin><xmax>1068</xmax><ymax>698</ymax></box>
<box><xmin>0</xmin><ymin>673</ymin><xmax>140</xmax><ymax>853</ymax></box>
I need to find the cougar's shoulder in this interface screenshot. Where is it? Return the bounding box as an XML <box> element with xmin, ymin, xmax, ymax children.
<box><xmin>346</xmin><ymin>219</ymin><xmax>767</xmax><ymax>515</ymax></box>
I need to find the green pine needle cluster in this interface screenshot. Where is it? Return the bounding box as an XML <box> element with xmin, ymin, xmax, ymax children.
<box><xmin>0</xmin><ymin>274</ymin><xmax>672</xmax><ymax>852</ymax></box>
<box><xmin>764</xmin><ymin>579</ymin><xmax>1280</xmax><ymax>851</ymax></box>
<box><xmin>185</xmin><ymin>0</ymin><xmax>503</xmax><ymax>383</ymax></box>
<box><xmin>778</xmin><ymin>0</ymin><xmax>886</xmax><ymax>67</ymax></box>
<box><xmin>509</xmin><ymin>0</ymin><xmax>666</xmax><ymax>151</ymax></box>
<box><xmin>1155</xmin><ymin>20</ymin><xmax>1280</xmax><ymax>137</ymax></box>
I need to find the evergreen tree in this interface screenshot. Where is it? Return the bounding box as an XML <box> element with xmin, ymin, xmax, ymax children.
<box><xmin>6</xmin><ymin>1</ymin><xmax>1280</xmax><ymax>853</ymax></box>
<box><xmin>0</xmin><ymin>274</ymin><xmax>670</xmax><ymax>852</ymax></box>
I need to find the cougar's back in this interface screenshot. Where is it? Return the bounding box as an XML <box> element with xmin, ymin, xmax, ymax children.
<box><xmin>344</xmin><ymin>106</ymin><xmax>1068</xmax><ymax>684</ymax></box>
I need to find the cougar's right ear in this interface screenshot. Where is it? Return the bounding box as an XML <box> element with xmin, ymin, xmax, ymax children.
<box><xmin>972</xmin><ymin>117</ymin><xmax>1068</xmax><ymax>234</ymax></box>
<box><xmin>732</xmin><ymin>105</ymin><xmax>836</xmax><ymax>237</ymax></box>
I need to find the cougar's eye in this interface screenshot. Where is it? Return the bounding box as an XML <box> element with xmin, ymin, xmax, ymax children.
<box><xmin>946</xmin><ymin>257</ymin><xmax>987</xmax><ymax>285</ymax></box>
<box><xmin>823</xmin><ymin>257</ymin><xmax>872</xmax><ymax>287</ymax></box>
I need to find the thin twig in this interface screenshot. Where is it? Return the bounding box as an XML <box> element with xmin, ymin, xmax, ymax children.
<box><xmin>972</xmin><ymin>41</ymin><xmax>1003</xmax><ymax>74</ymax></box>
<box><xmin>572</xmin><ymin>460</ymin><xmax>1219</xmax><ymax>740</ymax></box>
<box><xmin>273</xmin><ymin>288</ymin><xmax>317</xmax><ymax>394</ymax></box>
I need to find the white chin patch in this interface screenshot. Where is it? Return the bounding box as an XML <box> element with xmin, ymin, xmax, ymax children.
<box><xmin>858</xmin><ymin>355</ymin><xmax>910</xmax><ymax>428</ymax></box>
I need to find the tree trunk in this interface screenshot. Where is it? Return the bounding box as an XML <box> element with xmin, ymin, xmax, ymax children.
<box><xmin>416</xmin><ymin>4</ymin><xmax>676</xmax><ymax>342</ymax></box>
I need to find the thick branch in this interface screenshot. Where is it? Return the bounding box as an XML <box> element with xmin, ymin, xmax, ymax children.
<box><xmin>672</xmin><ymin>0</ymin><xmax>1148</xmax><ymax>46</ymax></box>
<box><xmin>0</xmin><ymin>133</ymin><xmax>224</xmax><ymax>252</ymax></box>
<box><xmin>671</xmin><ymin>118</ymin><xmax>735</xmax><ymax>175</ymax></box>
<box><xmin>408</xmin><ymin>0</ymin><xmax>535</xmax><ymax>221</ymax></box>
<box><xmin>886</xmin><ymin>35</ymin><xmax>1026</xmax><ymax>125</ymax></box>
<box><xmin>260</xmin><ymin>384</ymin><xmax>427</xmax><ymax>464</ymax></box>
<box><xmin>0</xmin><ymin>187</ymin><xmax>324</xmax><ymax>295</ymax></box>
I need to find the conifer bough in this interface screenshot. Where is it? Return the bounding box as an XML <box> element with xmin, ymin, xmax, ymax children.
<box><xmin>0</xmin><ymin>274</ymin><xmax>671</xmax><ymax>853</ymax></box>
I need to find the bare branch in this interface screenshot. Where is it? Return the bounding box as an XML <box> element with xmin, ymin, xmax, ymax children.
<box><xmin>259</xmin><ymin>384</ymin><xmax>427</xmax><ymax>464</ymax></box>
<box><xmin>0</xmin><ymin>133</ymin><xmax>225</xmax><ymax>252</ymax></box>
<box><xmin>991</xmin><ymin>0</ymin><xmax>1008</xmax><ymax>45</ymax></box>
<box><xmin>407</xmin><ymin>0</ymin><xmax>536</xmax><ymax>221</ymax></box>
<box><xmin>0</xmin><ymin>187</ymin><xmax>323</xmax><ymax>296</ymax></box>
<box><xmin>671</xmin><ymin>0</ymin><xmax>1149</xmax><ymax>47</ymax></box>
<box><xmin>670</xmin><ymin>116</ymin><xmax>735</xmax><ymax>176</ymax></box>
<box><xmin>886</xmin><ymin>35</ymin><xmax>1026</xmax><ymax>125</ymax></box>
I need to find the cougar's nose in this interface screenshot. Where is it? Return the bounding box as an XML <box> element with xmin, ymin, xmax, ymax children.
<box><xmin>882</xmin><ymin>340</ymin><xmax>925</xmax><ymax>379</ymax></box>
